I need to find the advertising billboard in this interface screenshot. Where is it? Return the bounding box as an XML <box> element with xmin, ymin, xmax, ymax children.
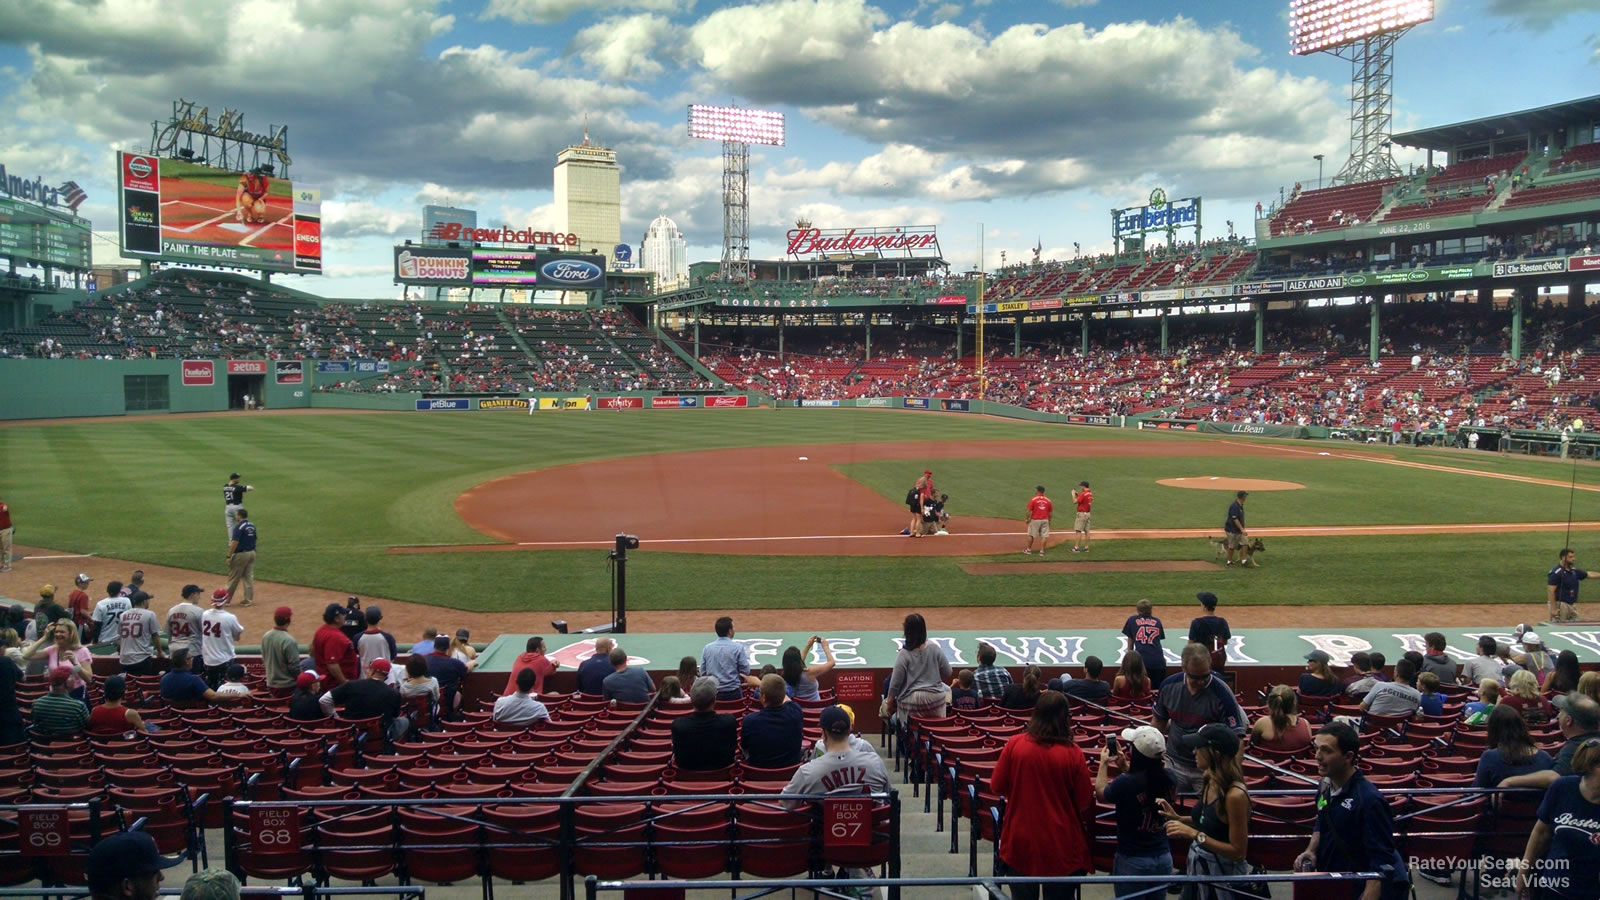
<box><xmin>471</xmin><ymin>248</ymin><xmax>540</xmax><ymax>285</ymax></box>
<box><xmin>422</xmin><ymin>205</ymin><xmax>477</xmax><ymax>247</ymax></box>
<box><xmin>536</xmin><ymin>254</ymin><xmax>606</xmax><ymax>289</ymax></box>
<box><xmin>394</xmin><ymin>246</ymin><xmax>471</xmax><ymax>285</ymax></box>
<box><xmin>116</xmin><ymin>152</ymin><xmax>322</xmax><ymax>273</ymax></box>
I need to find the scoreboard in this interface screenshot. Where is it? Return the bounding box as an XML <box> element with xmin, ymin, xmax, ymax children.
<box><xmin>0</xmin><ymin>196</ymin><xmax>92</xmax><ymax>270</ymax></box>
<box><xmin>471</xmin><ymin>248</ymin><xmax>539</xmax><ymax>285</ymax></box>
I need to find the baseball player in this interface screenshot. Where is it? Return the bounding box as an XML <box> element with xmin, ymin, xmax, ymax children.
<box><xmin>223</xmin><ymin>474</ymin><xmax>252</xmax><ymax>543</ymax></box>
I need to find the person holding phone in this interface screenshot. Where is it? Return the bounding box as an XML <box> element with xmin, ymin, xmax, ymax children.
<box><xmin>1095</xmin><ymin>726</ymin><xmax>1175</xmax><ymax>897</ymax></box>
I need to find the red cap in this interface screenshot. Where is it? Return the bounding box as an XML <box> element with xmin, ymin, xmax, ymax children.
<box><xmin>924</xmin><ymin>469</ymin><xmax>932</xmax><ymax>475</ymax></box>
<box><xmin>48</xmin><ymin>665</ymin><xmax>73</xmax><ymax>685</ymax></box>
<box><xmin>296</xmin><ymin>671</ymin><xmax>318</xmax><ymax>689</ymax></box>
<box><xmin>274</xmin><ymin>606</ymin><xmax>293</xmax><ymax>620</ymax></box>
<box><xmin>370</xmin><ymin>658</ymin><xmax>392</xmax><ymax>674</ymax></box>
<box><xmin>212</xmin><ymin>588</ymin><xmax>230</xmax><ymax>603</ymax></box>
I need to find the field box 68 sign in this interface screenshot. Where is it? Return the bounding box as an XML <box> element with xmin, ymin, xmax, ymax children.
<box><xmin>251</xmin><ymin>806</ymin><xmax>300</xmax><ymax>849</ymax></box>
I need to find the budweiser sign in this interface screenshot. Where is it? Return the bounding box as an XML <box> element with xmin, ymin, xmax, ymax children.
<box><xmin>785</xmin><ymin>226</ymin><xmax>940</xmax><ymax>258</ymax></box>
<box><xmin>428</xmin><ymin>223</ymin><xmax>578</xmax><ymax>246</ymax></box>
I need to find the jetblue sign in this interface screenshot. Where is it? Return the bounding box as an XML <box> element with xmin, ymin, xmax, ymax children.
<box><xmin>1115</xmin><ymin>197</ymin><xmax>1199</xmax><ymax>236</ymax></box>
<box><xmin>416</xmin><ymin>398</ymin><xmax>470</xmax><ymax>411</ymax></box>
<box><xmin>536</xmin><ymin>254</ymin><xmax>606</xmax><ymax>289</ymax></box>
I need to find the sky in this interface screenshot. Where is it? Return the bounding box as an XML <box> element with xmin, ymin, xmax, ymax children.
<box><xmin>2</xmin><ymin>0</ymin><xmax>1598</xmax><ymax>298</ymax></box>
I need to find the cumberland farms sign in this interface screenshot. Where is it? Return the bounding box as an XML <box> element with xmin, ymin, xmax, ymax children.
<box><xmin>786</xmin><ymin>226</ymin><xmax>940</xmax><ymax>258</ymax></box>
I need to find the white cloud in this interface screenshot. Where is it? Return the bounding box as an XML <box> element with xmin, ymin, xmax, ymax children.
<box><xmin>1486</xmin><ymin>0</ymin><xmax>1600</xmax><ymax>30</ymax></box>
<box><xmin>571</xmin><ymin>14</ymin><xmax>680</xmax><ymax>81</ymax></box>
<box><xmin>1054</xmin><ymin>0</ymin><xmax>1099</xmax><ymax>6</ymax></box>
<box><xmin>322</xmin><ymin>200</ymin><xmax>416</xmax><ymax>240</ymax></box>
<box><xmin>412</xmin><ymin>184</ymin><xmax>481</xmax><ymax>209</ymax></box>
<box><xmin>483</xmin><ymin>0</ymin><xmax>691</xmax><ymax>24</ymax></box>
<box><xmin>687</xmin><ymin>4</ymin><xmax>1345</xmax><ymax>200</ymax></box>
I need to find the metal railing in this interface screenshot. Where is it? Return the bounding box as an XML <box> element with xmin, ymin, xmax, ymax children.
<box><xmin>584</xmin><ymin>871</ymin><xmax>1383</xmax><ymax>900</ymax></box>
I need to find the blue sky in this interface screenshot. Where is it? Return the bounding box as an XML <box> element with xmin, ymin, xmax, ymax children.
<box><xmin>1</xmin><ymin>0</ymin><xmax>1597</xmax><ymax>297</ymax></box>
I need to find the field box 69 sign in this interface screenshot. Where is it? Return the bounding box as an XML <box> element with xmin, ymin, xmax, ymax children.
<box><xmin>20</xmin><ymin>808</ymin><xmax>70</xmax><ymax>855</ymax></box>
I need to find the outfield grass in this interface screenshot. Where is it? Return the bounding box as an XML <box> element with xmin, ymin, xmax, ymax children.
<box><xmin>0</xmin><ymin>410</ymin><xmax>1586</xmax><ymax>611</ymax></box>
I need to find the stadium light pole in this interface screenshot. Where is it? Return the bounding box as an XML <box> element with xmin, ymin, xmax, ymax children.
<box><xmin>1314</xmin><ymin>154</ymin><xmax>1325</xmax><ymax>189</ymax></box>
<box><xmin>1290</xmin><ymin>0</ymin><xmax>1434</xmax><ymax>185</ymax></box>
<box><xmin>688</xmin><ymin>105</ymin><xmax>786</xmax><ymax>282</ymax></box>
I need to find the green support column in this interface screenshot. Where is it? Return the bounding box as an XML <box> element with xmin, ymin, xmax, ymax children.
<box><xmin>1511</xmin><ymin>290</ymin><xmax>1523</xmax><ymax>360</ymax></box>
<box><xmin>694</xmin><ymin>321</ymin><xmax>700</xmax><ymax>359</ymax></box>
<box><xmin>865</xmin><ymin>321</ymin><xmax>871</xmax><ymax>361</ymax></box>
<box><xmin>778</xmin><ymin>314</ymin><xmax>785</xmax><ymax>361</ymax></box>
<box><xmin>1254</xmin><ymin>301</ymin><xmax>1265</xmax><ymax>354</ymax></box>
<box><xmin>1369</xmin><ymin>299</ymin><xmax>1380</xmax><ymax>363</ymax></box>
<box><xmin>956</xmin><ymin>316</ymin><xmax>963</xmax><ymax>360</ymax></box>
<box><xmin>1080</xmin><ymin>315</ymin><xmax>1089</xmax><ymax>355</ymax></box>
<box><xmin>1160</xmin><ymin>309</ymin><xmax>1169</xmax><ymax>353</ymax></box>
<box><xmin>1014</xmin><ymin>317</ymin><xmax>1022</xmax><ymax>355</ymax></box>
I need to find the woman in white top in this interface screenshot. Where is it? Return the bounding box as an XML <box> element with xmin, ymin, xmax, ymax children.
<box><xmin>659</xmin><ymin>675</ymin><xmax>691</xmax><ymax>704</ymax></box>
<box><xmin>24</xmin><ymin>621</ymin><xmax>94</xmax><ymax>700</ymax></box>
<box><xmin>449</xmin><ymin>628</ymin><xmax>477</xmax><ymax>665</ymax></box>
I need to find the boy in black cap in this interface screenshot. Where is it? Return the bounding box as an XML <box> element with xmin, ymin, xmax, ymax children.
<box><xmin>86</xmin><ymin>830</ymin><xmax>183</xmax><ymax>900</ymax></box>
<box><xmin>1188</xmin><ymin>592</ymin><xmax>1232</xmax><ymax>673</ymax></box>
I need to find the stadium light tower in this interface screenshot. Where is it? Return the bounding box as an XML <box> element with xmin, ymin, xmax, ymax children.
<box><xmin>688</xmin><ymin>104</ymin><xmax>786</xmax><ymax>281</ymax></box>
<box><xmin>1290</xmin><ymin>0</ymin><xmax>1433</xmax><ymax>185</ymax></box>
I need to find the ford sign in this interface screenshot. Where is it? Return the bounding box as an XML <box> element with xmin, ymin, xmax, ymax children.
<box><xmin>538</xmin><ymin>255</ymin><xmax>605</xmax><ymax>288</ymax></box>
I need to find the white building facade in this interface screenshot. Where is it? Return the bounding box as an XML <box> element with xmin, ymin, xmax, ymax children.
<box><xmin>640</xmin><ymin>214</ymin><xmax>688</xmax><ymax>291</ymax></box>
<box><xmin>553</xmin><ymin>136</ymin><xmax>620</xmax><ymax>256</ymax></box>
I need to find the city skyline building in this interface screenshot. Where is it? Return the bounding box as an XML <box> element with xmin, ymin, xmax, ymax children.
<box><xmin>553</xmin><ymin>128</ymin><xmax>620</xmax><ymax>258</ymax></box>
<box><xmin>640</xmin><ymin>214</ymin><xmax>688</xmax><ymax>291</ymax></box>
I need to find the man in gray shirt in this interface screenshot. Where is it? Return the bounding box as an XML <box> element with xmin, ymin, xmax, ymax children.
<box><xmin>1459</xmin><ymin>635</ymin><xmax>1504</xmax><ymax>686</ymax></box>
<box><xmin>1152</xmin><ymin>643</ymin><xmax>1248</xmax><ymax>794</ymax></box>
<box><xmin>1361</xmin><ymin>659</ymin><xmax>1421</xmax><ymax>718</ymax></box>
<box><xmin>1419</xmin><ymin>632</ymin><xmax>1459</xmax><ymax>684</ymax></box>
<box><xmin>602</xmin><ymin>646</ymin><xmax>655</xmax><ymax>703</ymax></box>
<box><xmin>701</xmin><ymin>616</ymin><xmax>751</xmax><ymax>701</ymax></box>
<box><xmin>785</xmin><ymin>706</ymin><xmax>890</xmax><ymax>800</ymax></box>
<box><xmin>117</xmin><ymin>591</ymin><xmax>162</xmax><ymax>676</ymax></box>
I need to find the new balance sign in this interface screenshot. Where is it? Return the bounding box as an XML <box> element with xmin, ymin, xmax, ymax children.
<box><xmin>182</xmin><ymin>360</ymin><xmax>214</xmax><ymax>386</ymax></box>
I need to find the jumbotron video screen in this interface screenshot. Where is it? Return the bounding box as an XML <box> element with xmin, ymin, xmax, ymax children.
<box><xmin>117</xmin><ymin>151</ymin><xmax>322</xmax><ymax>273</ymax></box>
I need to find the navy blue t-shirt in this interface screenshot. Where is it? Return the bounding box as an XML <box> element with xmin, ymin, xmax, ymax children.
<box><xmin>576</xmin><ymin>654</ymin><xmax>614</xmax><ymax>695</ymax></box>
<box><xmin>231</xmin><ymin>521</ymin><xmax>258</xmax><ymax>552</ymax></box>
<box><xmin>1548</xmin><ymin>564</ymin><xmax>1588</xmax><ymax>605</ymax></box>
<box><xmin>425</xmin><ymin>654</ymin><xmax>468</xmax><ymax>694</ymax></box>
<box><xmin>1472</xmin><ymin>748</ymin><xmax>1553</xmax><ymax>788</ymax></box>
<box><xmin>1122</xmin><ymin>615</ymin><xmax>1166</xmax><ymax>671</ymax></box>
<box><xmin>741</xmin><ymin>701</ymin><xmax>804</xmax><ymax>768</ymax></box>
<box><xmin>1105</xmin><ymin>770</ymin><xmax>1172</xmax><ymax>857</ymax></box>
<box><xmin>1225</xmin><ymin>500</ymin><xmax>1245</xmax><ymax>534</ymax></box>
<box><xmin>1535</xmin><ymin>776</ymin><xmax>1600</xmax><ymax>899</ymax></box>
<box><xmin>159</xmin><ymin>670</ymin><xmax>211</xmax><ymax>702</ymax></box>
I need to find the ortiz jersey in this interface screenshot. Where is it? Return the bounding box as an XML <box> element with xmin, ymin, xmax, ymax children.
<box><xmin>783</xmin><ymin>744</ymin><xmax>890</xmax><ymax>798</ymax></box>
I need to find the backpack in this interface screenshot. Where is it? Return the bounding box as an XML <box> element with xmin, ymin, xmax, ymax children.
<box><xmin>906</xmin><ymin>486</ymin><xmax>920</xmax><ymax>506</ymax></box>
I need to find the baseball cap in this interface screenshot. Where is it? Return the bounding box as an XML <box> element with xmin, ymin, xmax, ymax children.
<box><xmin>230</xmin><ymin>473</ymin><xmax>241</xmax><ymax>479</ymax></box>
<box><xmin>297</xmin><ymin>671</ymin><xmax>319</xmax><ymax>689</ymax></box>
<box><xmin>923</xmin><ymin>469</ymin><xmax>932</xmax><ymax>475</ymax></box>
<box><xmin>1512</xmin><ymin>623</ymin><xmax>1529</xmax><ymax>642</ymax></box>
<box><xmin>86</xmin><ymin>831</ymin><xmax>183</xmax><ymax>892</ymax></box>
<box><xmin>1197</xmin><ymin>591</ymin><xmax>1218</xmax><ymax>605</ymax></box>
<box><xmin>820</xmin><ymin>706</ymin><xmax>852</xmax><ymax>735</ymax></box>
<box><xmin>39</xmin><ymin>584</ymin><xmax>56</xmax><ymax>598</ymax></box>
<box><xmin>274</xmin><ymin>606</ymin><xmax>293</xmax><ymax>620</ymax></box>
<box><xmin>1182</xmin><ymin>723</ymin><xmax>1242</xmax><ymax>757</ymax></box>
<box><xmin>370</xmin><ymin>658</ymin><xmax>392</xmax><ymax>674</ymax></box>
<box><xmin>1120</xmin><ymin>725</ymin><xmax>1166</xmax><ymax>759</ymax></box>
<box><xmin>1554</xmin><ymin>692</ymin><xmax>1600</xmax><ymax>731</ymax></box>
<box><xmin>1305</xmin><ymin>650</ymin><xmax>1332</xmax><ymax>664</ymax></box>
<box><xmin>48</xmin><ymin>665</ymin><xmax>73</xmax><ymax>685</ymax></box>
<box><xmin>211</xmin><ymin>589</ymin><xmax>229</xmax><ymax>606</ymax></box>
<box><xmin>75</xmin><ymin>573</ymin><xmax>92</xmax><ymax>586</ymax></box>
<box><xmin>1520</xmin><ymin>631</ymin><xmax>1543</xmax><ymax>646</ymax></box>
<box><xmin>182</xmin><ymin>584</ymin><xmax>203</xmax><ymax>599</ymax></box>
<box><xmin>456</xmin><ymin>627</ymin><xmax>470</xmax><ymax>640</ymax></box>
<box><xmin>180</xmin><ymin>868</ymin><xmax>241</xmax><ymax>900</ymax></box>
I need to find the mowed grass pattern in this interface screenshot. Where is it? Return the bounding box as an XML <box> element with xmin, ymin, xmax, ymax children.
<box><xmin>0</xmin><ymin>409</ymin><xmax>1589</xmax><ymax>611</ymax></box>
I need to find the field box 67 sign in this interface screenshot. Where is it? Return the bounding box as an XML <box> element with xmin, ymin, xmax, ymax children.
<box><xmin>825</xmin><ymin>798</ymin><xmax>872</xmax><ymax>847</ymax></box>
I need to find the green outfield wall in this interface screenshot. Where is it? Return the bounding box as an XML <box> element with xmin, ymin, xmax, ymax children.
<box><xmin>0</xmin><ymin>358</ymin><xmax>312</xmax><ymax>420</ymax></box>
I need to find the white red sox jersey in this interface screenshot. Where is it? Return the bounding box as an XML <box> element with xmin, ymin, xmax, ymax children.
<box><xmin>783</xmin><ymin>745</ymin><xmax>890</xmax><ymax>797</ymax></box>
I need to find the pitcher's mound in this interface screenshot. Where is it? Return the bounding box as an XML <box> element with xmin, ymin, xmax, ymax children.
<box><xmin>1159</xmin><ymin>477</ymin><xmax>1305</xmax><ymax>491</ymax></box>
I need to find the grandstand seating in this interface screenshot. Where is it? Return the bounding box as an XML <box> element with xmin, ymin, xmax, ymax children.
<box><xmin>1500</xmin><ymin>174</ymin><xmax>1600</xmax><ymax>210</ymax></box>
<box><xmin>1268</xmin><ymin>178</ymin><xmax>1400</xmax><ymax>235</ymax></box>
<box><xmin>1547</xmin><ymin>140</ymin><xmax>1600</xmax><ymax>174</ymax></box>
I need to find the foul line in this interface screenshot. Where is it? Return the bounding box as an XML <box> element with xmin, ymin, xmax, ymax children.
<box><xmin>240</xmin><ymin>212</ymin><xmax>293</xmax><ymax>248</ymax></box>
<box><xmin>20</xmin><ymin>553</ymin><xmax>95</xmax><ymax>560</ymax></box>
<box><xmin>1230</xmin><ymin>440</ymin><xmax>1600</xmax><ymax>492</ymax></box>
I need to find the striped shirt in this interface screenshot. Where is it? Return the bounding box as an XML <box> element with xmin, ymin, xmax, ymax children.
<box><xmin>30</xmin><ymin>693</ymin><xmax>89</xmax><ymax>737</ymax></box>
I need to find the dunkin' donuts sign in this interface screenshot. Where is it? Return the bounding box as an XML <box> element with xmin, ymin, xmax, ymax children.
<box><xmin>182</xmin><ymin>359</ymin><xmax>214</xmax><ymax>386</ymax></box>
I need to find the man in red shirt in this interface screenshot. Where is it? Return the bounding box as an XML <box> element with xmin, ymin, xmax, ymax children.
<box><xmin>312</xmin><ymin>603</ymin><xmax>359</xmax><ymax>686</ymax></box>
<box><xmin>1071</xmin><ymin>481</ymin><xmax>1093</xmax><ymax>553</ymax></box>
<box><xmin>1023</xmin><ymin>485</ymin><xmax>1053</xmax><ymax>557</ymax></box>
<box><xmin>503</xmin><ymin>635</ymin><xmax>560</xmax><ymax>695</ymax></box>
<box><xmin>0</xmin><ymin>496</ymin><xmax>12</xmax><ymax>572</ymax></box>
<box><xmin>67</xmin><ymin>574</ymin><xmax>94</xmax><ymax>635</ymax></box>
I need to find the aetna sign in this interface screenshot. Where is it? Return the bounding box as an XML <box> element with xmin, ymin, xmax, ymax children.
<box><xmin>786</xmin><ymin>227</ymin><xmax>940</xmax><ymax>257</ymax></box>
<box><xmin>428</xmin><ymin>223</ymin><xmax>578</xmax><ymax>246</ymax></box>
